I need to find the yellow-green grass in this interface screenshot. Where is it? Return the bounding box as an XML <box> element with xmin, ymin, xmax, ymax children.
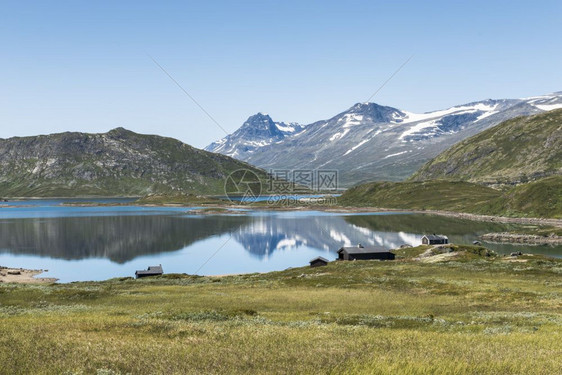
<box><xmin>0</xmin><ymin>250</ymin><xmax>561</xmax><ymax>374</ymax></box>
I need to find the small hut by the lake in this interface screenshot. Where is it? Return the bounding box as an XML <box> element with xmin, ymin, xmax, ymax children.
<box><xmin>337</xmin><ymin>244</ymin><xmax>395</xmax><ymax>261</ymax></box>
<box><xmin>421</xmin><ymin>234</ymin><xmax>449</xmax><ymax>245</ymax></box>
<box><xmin>309</xmin><ymin>256</ymin><xmax>329</xmax><ymax>267</ymax></box>
<box><xmin>135</xmin><ymin>265</ymin><xmax>163</xmax><ymax>278</ymax></box>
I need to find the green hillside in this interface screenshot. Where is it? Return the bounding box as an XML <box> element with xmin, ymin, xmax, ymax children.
<box><xmin>0</xmin><ymin>128</ymin><xmax>266</xmax><ymax>197</ymax></box>
<box><xmin>410</xmin><ymin>109</ymin><xmax>562</xmax><ymax>184</ymax></box>
<box><xmin>480</xmin><ymin>175</ymin><xmax>562</xmax><ymax>218</ymax></box>
<box><xmin>339</xmin><ymin>177</ymin><xmax>562</xmax><ymax>218</ymax></box>
<box><xmin>339</xmin><ymin>180</ymin><xmax>502</xmax><ymax>211</ymax></box>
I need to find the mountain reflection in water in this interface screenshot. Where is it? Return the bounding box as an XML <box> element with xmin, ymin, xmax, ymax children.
<box><xmin>0</xmin><ymin>207</ymin><xmax>560</xmax><ymax>282</ymax></box>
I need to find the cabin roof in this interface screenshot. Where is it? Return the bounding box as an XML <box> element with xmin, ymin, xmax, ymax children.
<box><xmin>423</xmin><ymin>234</ymin><xmax>449</xmax><ymax>240</ymax></box>
<box><xmin>338</xmin><ymin>246</ymin><xmax>391</xmax><ymax>254</ymax></box>
<box><xmin>310</xmin><ymin>256</ymin><xmax>329</xmax><ymax>263</ymax></box>
<box><xmin>135</xmin><ymin>265</ymin><xmax>163</xmax><ymax>275</ymax></box>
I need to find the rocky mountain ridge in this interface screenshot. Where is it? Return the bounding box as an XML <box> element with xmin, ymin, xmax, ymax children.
<box><xmin>206</xmin><ymin>92</ymin><xmax>562</xmax><ymax>186</ymax></box>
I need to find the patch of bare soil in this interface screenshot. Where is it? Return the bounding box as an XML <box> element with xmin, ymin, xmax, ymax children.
<box><xmin>0</xmin><ymin>267</ymin><xmax>57</xmax><ymax>284</ymax></box>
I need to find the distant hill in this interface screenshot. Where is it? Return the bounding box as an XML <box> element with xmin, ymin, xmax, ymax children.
<box><xmin>410</xmin><ymin>109</ymin><xmax>562</xmax><ymax>184</ymax></box>
<box><xmin>0</xmin><ymin>128</ymin><xmax>265</xmax><ymax>197</ymax></box>
<box><xmin>338</xmin><ymin>177</ymin><xmax>562</xmax><ymax>219</ymax></box>
<box><xmin>481</xmin><ymin>175</ymin><xmax>562</xmax><ymax>218</ymax></box>
<box><xmin>338</xmin><ymin>180</ymin><xmax>502</xmax><ymax>212</ymax></box>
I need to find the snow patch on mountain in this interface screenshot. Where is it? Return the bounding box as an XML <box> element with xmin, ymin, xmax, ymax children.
<box><xmin>276</xmin><ymin>122</ymin><xmax>303</xmax><ymax>133</ymax></box>
<box><xmin>340</xmin><ymin>114</ymin><xmax>364</xmax><ymax>127</ymax></box>
<box><xmin>476</xmin><ymin>108</ymin><xmax>500</xmax><ymax>121</ymax></box>
<box><xmin>399</xmin><ymin>119</ymin><xmax>439</xmax><ymax>140</ymax></box>
<box><xmin>343</xmin><ymin>139</ymin><xmax>369</xmax><ymax>156</ymax></box>
<box><xmin>536</xmin><ymin>103</ymin><xmax>562</xmax><ymax>111</ymax></box>
<box><xmin>398</xmin><ymin>102</ymin><xmax>501</xmax><ymax>141</ymax></box>
<box><xmin>383</xmin><ymin>150</ymin><xmax>410</xmax><ymax>159</ymax></box>
<box><xmin>329</xmin><ymin>129</ymin><xmax>351</xmax><ymax>142</ymax></box>
<box><xmin>525</xmin><ymin>94</ymin><xmax>562</xmax><ymax>111</ymax></box>
<box><xmin>401</xmin><ymin>102</ymin><xmax>498</xmax><ymax>125</ymax></box>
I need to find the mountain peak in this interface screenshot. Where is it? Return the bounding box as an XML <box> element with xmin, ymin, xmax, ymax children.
<box><xmin>107</xmin><ymin>127</ymin><xmax>134</xmax><ymax>137</ymax></box>
<box><xmin>246</xmin><ymin>112</ymin><xmax>273</xmax><ymax>123</ymax></box>
<box><xmin>205</xmin><ymin>112</ymin><xmax>306</xmax><ymax>156</ymax></box>
<box><xmin>350</xmin><ymin>102</ymin><xmax>384</xmax><ymax>110</ymax></box>
<box><xmin>344</xmin><ymin>102</ymin><xmax>405</xmax><ymax>122</ymax></box>
<box><xmin>218</xmin><ymin>112</ymin><xmax>286</xmax><ymax>150</ymax></box>
<box><xmin>242</xmin><ymin>112</ymin><xmax>279</xmax><ymax>133</ymax></box>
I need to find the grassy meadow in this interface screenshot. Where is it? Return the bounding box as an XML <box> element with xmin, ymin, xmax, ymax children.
<box><xmin>0</xmin><ymin>245</ymin><xmax>561</xmax><ymax>374</ymax></box>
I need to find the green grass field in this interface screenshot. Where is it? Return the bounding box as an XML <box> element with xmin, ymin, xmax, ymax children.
<box><xmin>1</xmin><ymin>246</ymin><xmax>561</xmax><ymax>374</ymax></box>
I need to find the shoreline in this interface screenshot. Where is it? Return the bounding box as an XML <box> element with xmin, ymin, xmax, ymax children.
<box><xmin>480</xmin><ymin>232</ymin><xmax>562</xmax><ymax>245</ymax></box>
<box><xmin>320</xmin><ymin>206</ymin><xmax>562</xmax><ymax>228</ymax></box>
<box><xmin>411</xmin><ymin>209</ymin><xmax>562</xmax><ymax>228</ymax></box>
<box><xmin>312</xmin><ymin>206</ymin><xmax>562</xmax><ymax>228</ymax></box>
<box><xmin>1</xmin><ymin>197</ymin><xmax>561</xmax><ymax>227</ymax></box>
<box><xmin>4</xmin><ymin>198</ymin><xmax>561</xmax><ymax>227</ymax></box>
<box><xmin>0</xmin><ymin>267</ymin><xmax>58</xmax><ymax>284</ymax></box>
<box><xmin>3</xmin><ymin>250</ymin><xmax>558</xmax><ymax>285</ymax></box>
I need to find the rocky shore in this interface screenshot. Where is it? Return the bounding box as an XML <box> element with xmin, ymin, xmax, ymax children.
<box><xmin>417</xmin><ymin>210</ymin><xmax>562</xmax><ymax>228</ymax></box>
<box><xmin>480</xmin><ymin>232</ymin><xmax>562</xmax><ymax>245</ymax></box>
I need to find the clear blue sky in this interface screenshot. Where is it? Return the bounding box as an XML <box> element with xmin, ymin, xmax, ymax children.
<box><xmin>1</xmin><ymin>0</ymin><xmax>561</xmax><ymax>148</ymax></box>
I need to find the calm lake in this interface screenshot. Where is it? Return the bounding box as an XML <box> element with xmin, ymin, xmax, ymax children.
<box><xmin>0</xmin><ymin>199</ymin><xmax>560</xmax><ymax>282</ymax></box>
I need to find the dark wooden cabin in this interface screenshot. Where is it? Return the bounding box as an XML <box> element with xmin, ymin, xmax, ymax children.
<box><xmin>421</xmin><ymin>235</ymin><xmax>449</xmax><ymax>245</ymax></box>
<box><xmin>309</xmin><ymin>256</ymin><xmax>329</xmax><ymax>267</ymax></box>
<box><xmin>135</xmin><ymin>264</ymin><xmax>163</xmax><ymax>278</ymax></box>
<box><xmin>337</xmin><ymin>244</ymin><xmax>395</xmax><ymax>261</ymax></box>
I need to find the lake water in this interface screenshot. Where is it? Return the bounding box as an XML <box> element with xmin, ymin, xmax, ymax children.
<box><xmin>0</xmin><ymin>199</ymin><xmax>560</xmax><ymax>282</ymax></box>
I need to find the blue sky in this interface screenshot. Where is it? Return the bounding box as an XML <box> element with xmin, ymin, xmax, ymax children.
<box><xmin>1</xmin><ymin>0</ymin><xmax>561</xmax><ymax>148</ymax></box>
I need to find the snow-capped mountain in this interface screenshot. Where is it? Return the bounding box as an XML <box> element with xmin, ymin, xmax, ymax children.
<box><xmin>206</xmin><ymin>92</ymin><xmax>562</xmax><ymax>186</ymax></box>
<box><xmin>205</xmin><ymin>112</ymin><xmax>305</xmax><ymax>159</ymax></box>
